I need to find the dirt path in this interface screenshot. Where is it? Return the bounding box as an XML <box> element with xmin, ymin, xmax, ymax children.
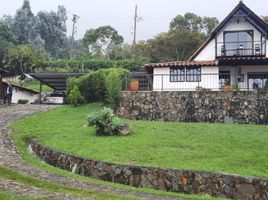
<box><xmin>0</xmin><ymin>105</ymin><xmax>185</xmax><ymax>200</ymax></box>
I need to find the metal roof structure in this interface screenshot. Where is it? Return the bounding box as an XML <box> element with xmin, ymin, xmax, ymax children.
<box><xmin>30</xmin><ymin>73</ymin><xmax>85</xmax><ymax>92</ymax></box>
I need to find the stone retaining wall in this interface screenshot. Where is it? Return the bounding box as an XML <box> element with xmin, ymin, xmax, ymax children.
<box><xmin>118</xmin><ymin>91</ymin><xmax>268</xmax><ymax>124</ymax></box>
<box><xmin>31</xmin><ymin>140</ymin><xmax>268</xmax><ymax>200</ymax></box>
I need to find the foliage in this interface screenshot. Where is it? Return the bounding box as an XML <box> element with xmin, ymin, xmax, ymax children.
<box><xmin>77</xmin><ymin>70</ymin><xmax>106</xmax><ymax>103</ymax></box>
<box><xmin>135</xmin><ymin>29</ymin><xmax>204</xmax><ymax>62</ymax></box>
<box><xmin>83</xmin><ymin>25</ymin><xmax>124</xmax><ymax>58</ymax></box>
<box><xmin>36</xmin><ymin>6</ymin><xmax>68</xmax><ymax>58</ymax></box>
<box><xmin>105</xmin><ymin>71</ymin><xmax>123</xmax><ymax>110</ymax></box>
<box><xmin>88</xmin><ymin>107</ymin><xmax>127</xmax><ymax>136</ymax></box>
<box><xmin>170</xmin><ymin>12</ymin><xmax>219</xmax><ymax>36</ymax></box>
<box><xmin>6</xmin><ymin>44</ymin><xmax>46</xmax><ymax>73</ymax></box>
<box><xmin>0</xmin><ymin>22</ymin><xmax>16</xmax><ymax>67</ymax></box>
<box><xmin>12</xmin><ymin>0</ymin><xmax>35</xmax><ymax>44</ymax></box>
<box><xmin>67</xmin><ymin>85</ymin><xmax>84</xmax><ymax>106</ymax></box>
<box><xmin>41</xmin><ymin>58</ymin><xmax>146</xmax><ymax>72</ymax></box>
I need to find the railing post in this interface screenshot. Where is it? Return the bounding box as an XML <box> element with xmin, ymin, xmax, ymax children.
<box><xmin>247</xmin><ymin>74</ymin><xmax>250</xmax><ymax>91</ymax></box>
<box><xmin>161</xmin><ymin>74</ymin><xmax>163</xmax><ymax>91</ymax></box>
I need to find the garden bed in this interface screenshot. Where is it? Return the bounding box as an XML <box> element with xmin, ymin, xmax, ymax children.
<box><xmin>12</xmin><ymin>103</ymin><xmax>268</xmax><ymax>178</ymax></box>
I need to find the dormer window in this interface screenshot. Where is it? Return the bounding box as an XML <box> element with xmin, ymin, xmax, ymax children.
<box><xmin>223</xmin><ymin>30</ymin><xmax>253</xmax><ymax>56</ymax></box>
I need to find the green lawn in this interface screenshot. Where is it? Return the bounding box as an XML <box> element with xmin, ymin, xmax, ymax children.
<box><xmin>12</xmin><ymin>104</ymin><xmax>268</xmax><ymax>178</ymax></box>
<box><xmin>23</xmin><ymin>79</ymin><xmax>53</xmax><ymax>93</ymax></box>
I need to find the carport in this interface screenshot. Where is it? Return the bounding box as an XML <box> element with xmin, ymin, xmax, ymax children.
<box><xmin>30</xmin><ymin>73</ymin><xmax>85</xmax><ymax>103</ymax></box>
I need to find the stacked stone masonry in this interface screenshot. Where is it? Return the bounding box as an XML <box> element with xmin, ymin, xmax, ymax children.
<box><xmin>118</xmin><ymin>91</ymin><xmax>268</xmax><ymax>124</ymax></box>
<box><xmin>31</xmin><ymin>141</ymin><xmax>268</xmax><ymax>200</ymax></box>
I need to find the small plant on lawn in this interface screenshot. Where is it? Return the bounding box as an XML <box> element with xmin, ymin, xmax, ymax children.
<box><xmin>88</xmin><ymin>107</ymin><xmax>131</xmax><ymax>136</ymax></box>
<box><xmin>68</xmin><ymin>85</ymin><xmax>84</xmax><ymax>106</ymax></box>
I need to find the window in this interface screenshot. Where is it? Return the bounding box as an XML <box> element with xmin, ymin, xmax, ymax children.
<box><xmin>248</xmin><ymin>73</ymin><xmax>268</xmax><ymax>89</ymax></box>
<box><xmin>170</xmin><ymin>67</ymin><xmax>185</xmax><ymax>82</ymax></box>
<box><xmin>186</xmin><ymin>67</ymin><xmax>201</xmax><ymax>82</ymax></box>
<box><xmin>224</xmin><ymin>30</ymin><xmax>253</xmax><ymax>56</ymax></box>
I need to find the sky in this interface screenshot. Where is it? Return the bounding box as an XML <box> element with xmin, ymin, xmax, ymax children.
<box><xmin>1</xmin><ymin>0</ymin><xmax>268</xmax><ymax>44</ymax></box>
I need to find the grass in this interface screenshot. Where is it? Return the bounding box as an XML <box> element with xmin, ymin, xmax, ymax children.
<box><xmin>14</xmin><ymin>104</ymin><xmax>267</xmax><ymax>200</ymax></box>
<box><xmin>0</xmin><ymin>165</ymin><xmax>139</xmax><ymax>200</ymax></box>
<box><xmin>12</xmin><ymin>103</ymin><xmax>268</xmax><ymax>178</ymax></box>
<box><xmin>23</xmin><ymin>79</ymin><xmax>53</xmax><ymax>93</ymax></box>
<box><xmin>0</xmin><ymin>191</ymin><xmax>31</xmax><ymax>200</ymax></box>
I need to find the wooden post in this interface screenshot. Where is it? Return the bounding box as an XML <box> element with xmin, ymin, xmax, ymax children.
<box><xmin>39</xmin><ymin>82</ymin><xmax>43</xmax><ymax>104</ymax></box>
<box><xmin>0</xmin><ymin>75</ymin><xmax>2</xmax><ymax>99</ymax></box>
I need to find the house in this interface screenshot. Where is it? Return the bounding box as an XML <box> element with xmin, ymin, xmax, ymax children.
<box><xmin>144</xmin><ymin>1</ymin><xmax>268</xmax><ymax>91</ymax></box>
<box><xmin>0</xmin><ymin>81</ymin><xmax>39</xmax><ymax>104</ymax></box>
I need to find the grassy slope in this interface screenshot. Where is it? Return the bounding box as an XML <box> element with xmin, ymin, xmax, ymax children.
<box><xmin>11</xmin><ymin>104</ymin><xmax>226</xmax><ymax>200</ymax></box>
<box><xmin>12</xmin><ymin>104</ymin><xmax>268</xmax><ymax>178</ymax></box>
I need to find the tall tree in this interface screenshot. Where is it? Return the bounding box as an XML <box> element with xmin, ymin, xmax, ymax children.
<box><xmin>170</xmin><ymin>13</ymin><xmax>219</xmax><ymax>36</ymax></box>
<box><xmin>135</xmin><ymin>29</ymin><xmax>204</xmax><ymax>63</ymax></box>
<box><xmin>36</xmin><ymin>6</ymin><xmax>68</xmax><ymax>58</ymax></box>
<box><xmin>12</xmin><ymin>0</ymin><xmax>35</xmax><ymax>44</ymax></box>
<box><xmin>6</xmin><ymin>44</ymin><xmax>45</xmax><ymax>74</ymax></box>
<box><xmin>0</xmin><ymin>22</ymin><xmax>16</xmax><ymax>67</ymax></box>
<box><xmin>83</xmin><ymin>26</ymin><xmax>124</xmax><ymax>58</ymax></box>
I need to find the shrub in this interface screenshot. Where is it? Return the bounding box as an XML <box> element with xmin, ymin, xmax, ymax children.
<box><xmin>68</xmin><ymin>85</ymin><xmax>84</xmax><ymax>106</ymax></box>
<box><xmin>88</xmin><ymin>107</ymin><xmax>131</xmax><ymax>136</ymax></box>
<box><xmin>77</xmin><ymin>70</ymin><xmax>106</xmax><ymax>103</ymax></box>
<box><xmin>105</xmin><ymin>71</ymin><xmax>123</xmax><ymax>110</ymax></box>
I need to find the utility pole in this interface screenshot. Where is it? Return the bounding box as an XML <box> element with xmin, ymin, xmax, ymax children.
<box><xmin>132</xmin><ymin>5</ymin><xmax>138</xmax><ymax>52</ymax></box>
<box><xmin>70</xmin><ymin>14</ymin><xmax>79</xmax><ymax>59</ymax></box>
<box><xmin>132</xmin><ymin>5</ymin><xmax>143</xmax><ymax>57</ymax></box>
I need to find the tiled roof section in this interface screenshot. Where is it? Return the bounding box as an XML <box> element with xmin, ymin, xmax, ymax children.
<box><xmin>218</xmin><ymin>56</ymin><xmax>268</xmax><ymax>61</ymax></box>
<box><xmin>144</xmin><ymin>60</ymin><xmax>218</xmax><ymax>68</ymax></box>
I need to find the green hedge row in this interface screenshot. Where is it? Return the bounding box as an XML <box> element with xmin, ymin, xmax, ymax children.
<box><xmin>40</xmin><ymin>59</ymin><xmax>147</xmax><ymax>72</ymax></box>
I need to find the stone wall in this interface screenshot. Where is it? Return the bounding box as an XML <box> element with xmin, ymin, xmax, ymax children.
<box><xmin>31</xmin><ymin>140</ymin><xmax>268</xmax><ymax>200</ymax></box>
<box><xmin>118</xmin><ymin>91</ymin><xmax>268</xmax><ymax>124</ymax></box>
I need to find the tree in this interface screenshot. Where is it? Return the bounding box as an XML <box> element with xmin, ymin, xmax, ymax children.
<box><xmin>6</xmin><ymin>44</ymin><xmax>46</xmax><ymax>74</ymax></box>
<box><xmin>261</xmin><ymin>16</ymin><xmax>268</xmax><ymax>24</ymax></box>
<box><xmin>83</xmin><ymin>26</ymin><xmax>124</xmax><ymax>58</ymax></box>
<box><xmin>170</xmin><ymin>13</ymin><xmax>219</xmax><ymax>36</ymax></box>
<box><xmin>135</xmin><ymin>29</ymin><xmax>204</xmax><ymax>63</ymax></box>
<box><xmin>12</xmin><ymin>0</ymin><xmax>35</xmax><ymax>44</ymax></box>
<box><xmin>0</xmin><ymin>22</ymin><xmax>16</xmax><ymax>67</ymax></box>
<box><xmin>36</xmin><ymin>6</ymin><xmax>68</xmax><ymax>58</ymax></box>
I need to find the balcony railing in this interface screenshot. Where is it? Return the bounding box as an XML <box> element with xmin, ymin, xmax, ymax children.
<box><xmin>216</xmin><ymin>41</ymin><xmax>266</xmax><ymax>57</ymax></box>
<box><xmin>124</xmin><ymin>73</ymin><xmax>268</xmax><ymax>92</ymax></box>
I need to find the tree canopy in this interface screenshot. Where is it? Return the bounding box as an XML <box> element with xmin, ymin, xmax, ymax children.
<box><xmin>83</xmin><ymin>26</ymin><xmax>124</xmax><ymax>58</ymax></box>
<box><xmin>170</xmin><ymin>13</ymin><xmax>219</xmax><ymax>36</ymax></box>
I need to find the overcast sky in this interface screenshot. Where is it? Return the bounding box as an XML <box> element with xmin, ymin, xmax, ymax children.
<box><xmin>1</xmin><ymin>0</ymin><xmax>268</xmax><ymax>43</ymax></box>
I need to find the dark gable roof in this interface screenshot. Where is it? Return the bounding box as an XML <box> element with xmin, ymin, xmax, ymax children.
<box><xmin>189</xmin><ymin>1</ymin><xmax>268</xmax><ymax>61</ymax></box>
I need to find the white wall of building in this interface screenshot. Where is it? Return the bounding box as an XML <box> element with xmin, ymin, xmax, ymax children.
<box><xmin>12</xmin><ymin>88</ymin><xmax>38</xmax><ymax>104</ymax></box>
<box><xmin>194</xmin><ymin>39</ymin><xmax>216</xmax><ymax>61</ymax></box>
<box><xmin>153</xmin><ymin>66</ymin><xmax>219</xmax><ymax>91</ymax></box>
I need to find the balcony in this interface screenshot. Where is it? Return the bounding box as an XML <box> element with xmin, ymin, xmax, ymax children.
<box><xmin>216</xmin><ymin>41</ymin><xmax>266</xmax><ymax>57</ymax></box>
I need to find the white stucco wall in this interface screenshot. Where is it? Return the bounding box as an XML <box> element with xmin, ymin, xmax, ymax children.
<box><xmin>194</xmin><ymin>39</ymin><xmax>216</xmax><ymax>61</ymax></box>
<box><xmin>153</xmin><ymin>66</ymin><xmax>219</xmax><ymax>91</ymax></box>
<box><xmin>12</xmin><ymin>88</ymin><xmax>38</xmax><ymax>104</ymax></box>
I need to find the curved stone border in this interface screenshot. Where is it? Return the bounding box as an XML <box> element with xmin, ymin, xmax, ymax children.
<box><xmin>31</xmin><ymin>140</ymin><xmax>268</xmax><ymax>200</ymax></box>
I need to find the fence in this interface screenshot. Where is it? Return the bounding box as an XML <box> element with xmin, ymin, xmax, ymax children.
<box><xmin>124</xmin><ymin>73</ymin><xmax>268</xmax><ymax>91</ymax></box>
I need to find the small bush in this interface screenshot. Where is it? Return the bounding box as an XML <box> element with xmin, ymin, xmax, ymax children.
<box><xmin>105</xmin><ymin>71</ymin><xmax>122</xmax><ymax>110</ymax></box>
<box><xmin>68</xmin><ymin>85</ymin><xmax>84</xmax><ymax>106</ymax></box>
<box><xmin>88</xmin><ymin>107</ymin><xmax>131</xmax><ymax>136</ymax></box>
